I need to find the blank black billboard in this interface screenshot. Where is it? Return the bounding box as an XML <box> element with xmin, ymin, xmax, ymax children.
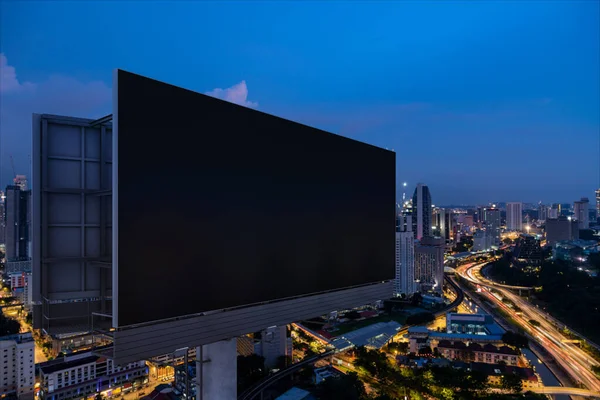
<box><xmin>115</xmin><ymin>70</ymin><xmax>395</xmax><ymax>327</ymax></box>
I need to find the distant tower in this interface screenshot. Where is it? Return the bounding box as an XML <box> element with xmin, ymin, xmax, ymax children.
<box><xmin>506</xmin><ymin>202</ymin><xmax>523</xmax><ymax>231</ymax></box>
<box><xmin>573</xmin><ymin>197</ymin><xmax>589</xmax><ymax>229</ymax></box>
<box><xmin>483</xmin><ymin>206</ymin><xmax>501</xmax><ymax>245</ymax></box>
<box><xmin>0</xmin><ymin>191</ymin><xmax>5</xmax><ymax>245</ymax></box>
<box><xmin>538</xmin><ymin>203</ymin><xmax>548</xmax><ymax>222</ymax></box>
<box><xmin>13</xmin><ymin>175</ymin><xmax>27</xmax><ymax>191</ymax></box>
<box><xmin>414</xmin><ymin>236</ymin><xmax>444</xmax><ymax>293</ymax></box>
<box><xmin>4</xmin><ymin>184</ymin><xmax>31</xmax><ymax>261</ymax></box>
<box><xmin>395</xmin><ymin>215</ymin><xmax>416</xmax><ymax>297</ymax></box>
<box><xmin>411</xmin><ymin>183</ymin><xmax>432</xmax><ymax>240</ymax></box>
<box><xmin>596</xmin><ymin>189</ymin><xmax>600</xmax><ymax>221</ymax></box>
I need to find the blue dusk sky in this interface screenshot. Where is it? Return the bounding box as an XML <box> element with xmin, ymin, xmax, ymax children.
<box><xmin>1</xmin><ymin>1</ymin><xmax>598</xmax><ymax>205</ymax></box>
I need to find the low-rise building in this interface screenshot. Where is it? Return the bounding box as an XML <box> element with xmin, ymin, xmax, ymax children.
<box><xmin>407</xmin><ymin>313</ymin><xmax>505</xmax><ymax>354</ymax></box>
<box><xmin>446</xmin><ymin>313</ymin><xmax>503</xmax><ymax>335</ymax></box>
<box><xmin>467</xmin><ymin>362</ymin><xmax>541</xmax><ymax>390</ymax></box>
<box><xmin>39</xmin><ymin>352</ymin><xmax>148</xmax><ymax>400</ymax></box>
<box><xmin>0</xmin><ymin>333</ymin><xmax>35</xmax><ymax>399</ymax></box>
<box><xmin>173</xmin><ymin>364</ymin><xmax>196</xmax><ymax>399</ymax></box>
<box><xmin>436</xmin><ymin>340</ymin><xmax>519</xmax><ymax>365</ymax></box>
<box><xmin>313</xmin><ymin>366</ymin><xmax>339</xmax><ymax>384</ymax></box>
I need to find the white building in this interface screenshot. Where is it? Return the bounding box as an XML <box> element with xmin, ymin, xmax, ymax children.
<box><xmin>574</xmin><ymin>198</ymin><xmax>590</xmax><ymax>229</ymax></box>
<box><xmin>39</xmin><ymin>351</ymin><xmax>147</xmax><ymax>400</ymax></box>
<box><xmin>395</xmin><ymin>215</ymin><xmax>416</xmax><ymax>297</ymax></box>
<box><xmin>506</xmin><ymin>202</ymin><xmax>523</xmax><ymax>231</ymax></box>
<box><xmin>254</xmin><ymin>325</ymin><xmax>293</xmax><ymax>369</ymax></box>
<box><xmin>0</xmin><ymin>333</ymin><xmax>35</xmax><ymax>399</ymax></box>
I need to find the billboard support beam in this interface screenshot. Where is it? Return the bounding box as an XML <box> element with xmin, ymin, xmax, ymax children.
<box><xmin>89</xmin><ymin>114</ymin><xmax>113</xmax><ymax>127</ymax></box>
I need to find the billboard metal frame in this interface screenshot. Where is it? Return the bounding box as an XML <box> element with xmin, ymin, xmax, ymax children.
<box><xmin>32</xmin><ymin>113</ymin><xmax>113</xmax><ymax>334</ymax></box>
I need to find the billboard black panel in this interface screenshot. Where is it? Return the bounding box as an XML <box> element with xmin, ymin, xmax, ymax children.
<box><xmin>116</xmin><ymin>70</ymin><xmax>395</xmax><ymax>327</ymax></box>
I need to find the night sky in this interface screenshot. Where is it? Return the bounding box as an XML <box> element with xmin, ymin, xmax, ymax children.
<box><xmin>1</xmin><ymin>1</ymin><xmax>598</xmax><ymax>204</ymax></box>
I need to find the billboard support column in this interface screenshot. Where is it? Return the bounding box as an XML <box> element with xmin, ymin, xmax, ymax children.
<box><xmin>196</xmin><ymin>338</ymin><xmax>237</xmax><ymax>400</ymax></box>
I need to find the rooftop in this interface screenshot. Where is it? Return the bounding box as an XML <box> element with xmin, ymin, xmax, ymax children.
<box><xmin>40</xmin><ymin>355</ymin><xmax>99</xmax><ymax>375</ymax></box>
<box><xmin>336</xmin><ymin>321</ymin><xmax>402</xmax><ymax>349</ymax></box>
<box><xmin>275</xmin><ymin>387</ymin><xmax>316</xmax><ymax>400</ymax></box>
<box><xmin>0</xmin><ymin>332</ymin><xmax>34</xmax><ymax>344</ymax></box>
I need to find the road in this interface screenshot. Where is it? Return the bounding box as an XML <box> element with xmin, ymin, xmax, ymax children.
<box><xmin>237</xmin><ymin>350</ymin><xmax>336</xmax><ymax>400</ymax></box>
<box><xmin>529</xmin><ymin>386</ymin><xmax>600</xmax><ymax>397</ymax></box>
<box><xmin>456</xmin><ymin>262</ymin><xmax>600</xmax><ymax>393</ymax></box>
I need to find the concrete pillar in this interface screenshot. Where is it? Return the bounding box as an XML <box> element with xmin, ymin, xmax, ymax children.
<box><xmin>196</xmin><ymin>338</ymin><xmax>237</xmax><ymax>400</ymax></box>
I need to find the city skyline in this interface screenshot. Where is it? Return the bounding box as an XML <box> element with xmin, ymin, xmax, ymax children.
<box><xmin>1</xmin><ymin>1</ymin><xmax>599</xmax><ymax>204</ymax></box>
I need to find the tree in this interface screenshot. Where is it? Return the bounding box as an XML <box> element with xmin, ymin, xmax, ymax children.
<box><xmin>0</xmin><ymin>313</ymin><xmax>20</xmax><ymax>336</ymax></box>
<box><xmin>528</xmin><ymin>319</ymin><xmax>540</xmax><ymax>327</ymax></box>
<box><xmin>592</xmin><ymin>364</ymin><xmax>600</xmax><ymax>377</ymax></box>
<box><xmin>410</xmin><ymin>292</ymin><xmax>423</xmax><ymax>306</ymax></box>
<box><xmin>502</xmin><ymin>331</ymin><xmax>528</xmax><ymax>348</ymax></box>
<box><xmin>387</xmin><ymin>341</ymin><xmax>408</xmax><ymax>354</ymax></box>
<box><xmin>275</xmin><ymin>355</ymin><xmax>292</xmax><ymax>370</ymax></box>
<box><xmin>237</xmin><ymin>354</ymin><xmax>267</xmax><ymax>392</ymax></box>
<box><xmin>500</xmin><ymin>372</ymin><xmax>523</xmax><ymax>393</ymax></box>
<box><xmin>502</xmin><ymin>238</ymin><xmax>513</xmax><ymax>245</ymax></box>
<box><xmin>316</xmin><ymin>372</ymin><xmax>368</xmax><ymax>400</ymax></box>
<box><xmin>406</xmin><ymin>312</ymin><xmax>434</xmax><ymax>325</ymax></box>
<box><xmin>418</xmin><ymin>346</ymin><xmax>432</xmax><ymax>356</ymax></box>
<box><xmin>345</xmin><ymin>311</ymin><xmax>361</xmax><ymax>320</ymax></box>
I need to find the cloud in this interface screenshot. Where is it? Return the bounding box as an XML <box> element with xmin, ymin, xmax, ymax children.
<box><xmin>0</xmin><ymin>53</ymin><xmax>35</xmax><ymax>93</ymax></box>
<box><xmin>0</xmin><ymin>54</ymin><xmax>112</xmax><ymax>186</ymax></box>
<box><xmin>205</xmin><ymin>80</ymin><xmax>258</xmax><ymax>108</ymax></box>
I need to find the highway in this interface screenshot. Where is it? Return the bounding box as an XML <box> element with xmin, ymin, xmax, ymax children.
<box><xmin>528</xmin><ymin>386</ymin><xmax>600</xmax><ymax>398</ymax></box>
<box><xmin>456</xmin><ymin>262</ymin><xmax>600</xmax><ymax>393</ymax></box>
<box><xmin>237</xmin><ymin>350</ymin><xmax>335</xmax><ymax>400</ymax></box>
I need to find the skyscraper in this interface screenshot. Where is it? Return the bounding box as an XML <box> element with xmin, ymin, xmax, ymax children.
<box><xmin>574</xmin><ymin>197</ymin><xmax>590</xmax><ymax>229</ymax></box>
<box><xmin>545</xmin><ymin>216</ymin><xmax>579</xmax><ymax>245</ymax></box>
<box><xmin>0</xmin><ymin>191</ymin><xmax>5</xmax><ymax>245</ymax></box>
<box><xmin>483</xmin><ymin>207</ymin><xmax>501</xmax><ymax>246</ymax></box>
<box><xmin>411</xmin><ymin>183</ymin><xmax>432</xmax><ymax>240</ymax></box>
<box><xmin>414</xmin><ymin>236</ymin><xmax>444</xmax><ymax>293</ymax></box>
<box><xmin>596</xmin><ymin>188</ymin><xmax>600</xmax><ymax>221</ymax></box>
<box><xmin>4</xmin><ymin>185</ymin><xmax>31</xmax><ymax>261</ymax></box>
<box><xmin>395</xmin><ymin>215</ymin><xmax>416</xmax><ymax>297</ymax></box>
<box><xmin>506</xmin><ymin>202</ymin><xmax>523</xmax><ymax>231</ymax></box>
<box><xmin>538</xmin><ymin>203</ymin><xmax>548</xmax><ymax>222</ymax></box>
<box><xmin>433</xmin><ymin>208</ymin><xmax>454</xmax><ymax>241</ymax></box>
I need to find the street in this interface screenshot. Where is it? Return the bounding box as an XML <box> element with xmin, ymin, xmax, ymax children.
<box><xmin>456</xmin><ymin>262</ymin><xmax>600</xmax><ymax>393</ymax></box>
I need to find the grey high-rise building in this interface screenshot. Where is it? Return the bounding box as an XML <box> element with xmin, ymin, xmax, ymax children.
<box><xmin>538</xmin><ymin>204</ymin><xmax>548</xmax><ymax>222</ymax></box>
<box><xmin>596</xmin><ymin>189</ymin><xmax>600</xmax><ymax>221</ymax></box>
<box><xmin>4</xmin><ymin>185</ymin><xmax>31</xmax><ymax>262</ymax></box>
<box><xmin>0</xmin><ymin>191</ymin><xmax>5</xmax><ymax>246</ymax></box>
<box><xmin>414</xmin><ymin>236</ymin><xmax>444</xmax><ymax>293</ymax></box>
<box><xmin>411</xmin><ymin>183</ymin><xmax>432</xmax><ymax>240</ymax></box>
<box><xmin>506</xmin><ymin>202</ymin><xmax>523</xmax><ymax>231</ymax></box>
<box><xmin>395</xmin><ymin>215</ymin><xmax>416</xmax><ymax>297</ymax></box>
<box><xmin>559</xmin><ymin>203</ymin><xmax>572</xmax><ymax>217</ymax></box>
<box><xmin>483</xmin><ymin>207</ymin><xmax>501</xmax><ymax>245</ymax></box>
<box><xmin>545</xmin><ymin>216</ymin><xmax>579</xmax><ymax>245</ymax></box>
<box><xmin>433</xmin><ymin>208</ymin><xmax>454</xmax><ymax>241</ymax></box>
<box><xmin>573</xmin><ymin>197</ymin><xmax>589</xmax><ymax>229</ymax></box>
